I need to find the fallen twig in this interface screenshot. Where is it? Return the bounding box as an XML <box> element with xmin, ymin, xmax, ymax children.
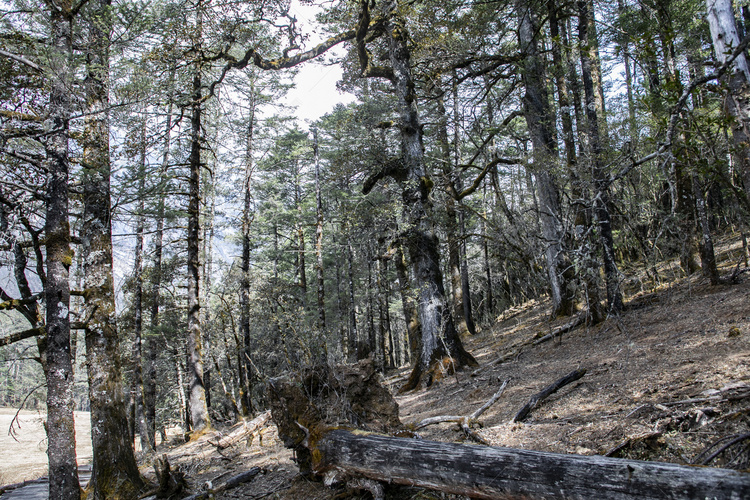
<box><xmin>512</xmin><ymin>368</ymin><xmax>586</xmax><ymax>422</ymax></box>
<box><xmin>533</xmin><ymin>314</ymin><xmax>586</xmax><ymax>346</ymax></box>
<box><xmin>694</xmin><ymin>433</ymin><xmax>750</xmax><ymax>467</ymax></box>
<box><xmin>409</xmin><ymin>379</ymin><xmax>509</xmax><ymax>444</ymax></box>
<box><xmin>605</xmin><ymin>431</ymin><xmax>662</xmax><ymax>457</ymax></box>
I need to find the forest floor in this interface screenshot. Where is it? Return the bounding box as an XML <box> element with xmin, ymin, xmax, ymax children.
<box><xmin>148</xmin><ymin>235</ymin><xmax>750</xmax><ymax>499</ymax></box>
<box><xmin>1</xmin><ymin>238</ymin><xmax>748</xmax><ymax>498</ymax></box>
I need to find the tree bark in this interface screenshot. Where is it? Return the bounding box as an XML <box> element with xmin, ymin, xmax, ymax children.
<box><xmin>81</xmin><ymin>1</ymin><xmax>145</xmax><ymax>495</ymax></box>
<box><xmin>43</xmin><ymin>3</ymin><xmax>80</xmax><ymax>497</ymax></box>
<box><xmin>578</xmin><ymin>0</ymin><xmax>624</xmax><ymax>313</ymax></box>
<box><xmin>517</xmin><ymin>0</ymin><xmax>576</xmax><ymax>318</ymax></box>
<box><xmin>706</xmin><ymin>0</ymin><xmax>750</xmax><ymax>198</ymax></box>
<box><xmin>377</xmin><ymin>4</ymin><xmax>476</xmax><ymax>390</ymax></box>
<box><xmin>186</xmin><ymin>3</ymin><xmax>210</xmax><ymax>433</ymax></box>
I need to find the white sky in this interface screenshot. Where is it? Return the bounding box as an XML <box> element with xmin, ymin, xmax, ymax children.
<box><xmin>282</xmin><ymin>1</ymin><xmax>356</xmax><ymax>125</ymax></box>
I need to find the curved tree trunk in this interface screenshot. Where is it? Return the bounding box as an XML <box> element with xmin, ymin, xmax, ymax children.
<box><xmin>382</xmin><ymin>6</ymin><xmax>476</xmax><ymax>390</ymax></box>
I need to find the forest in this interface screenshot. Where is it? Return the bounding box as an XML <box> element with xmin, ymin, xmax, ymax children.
<box><xmin>0</xmin><ymin>0</ymin><xmax>749</xmax><ymax>498</ymax></box>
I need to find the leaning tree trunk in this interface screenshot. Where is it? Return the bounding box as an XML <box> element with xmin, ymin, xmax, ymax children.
<box><xmin>43</xmin><ymin>3</ymin><xmax>80</xmax><ymax>498</ymax></box>
<box><xmin>81</xmin><ymin>1</ymin><xmax>145</xmax><ymax>496</ymax></box>
<box><xmin>383</xmin><ymin>7</ymin><xmax>476</xmax><ymax>390</ymax></box>
<box><xmin>517</xmin><ymin>0</ymin><xmax>576</xmax><ymax>318</ymax></box>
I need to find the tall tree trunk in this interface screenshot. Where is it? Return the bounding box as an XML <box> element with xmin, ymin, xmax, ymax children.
<box><xmin>706</xmin><ymin>0</ymin><xmax>750</xmax><ymax>199</ymax></box>
<box><xmin>186</xmin><ymin>8</ymin><xmax>210</xmax><ymax>432</ymax></box>
<box><xmin>347</xmin><ymin>236</ymin><xmax>358</xmax><ymax>362</ymax></box>
<box><xmin>517</xmin><ymin>0</ymin><xmax>576</xmax><ymax>318</ymax></box>
<box><xmin>452</xmin><ymin>75</ymin><xmax>477</xmax><ymax>336</ymax></box>
<box><xmin>132</xmin><ymin>118</ymin><xmax>153</xmax><ymax>453</ymax></box>
<box><xmin>295</xmin><ymin>160</ymin><xmax>308</xmax><ymax>307</ymax></box>
<box><xmin>692</xmin><ymin>175</ymin><xmax>720</xmax><ymax>284</ymax></box>
<box><xmin>578</xmin><ymin>0</ymin><xmax>624</xmax><ymax>313</ymax></box>
<box><xmin>240</xmin><ymin>96</ymin><xmax>255</xmax><ymax>417</ymax></box>
<box><xmin>382</xmin><ymin>5</ymin><xmax>476</xmax><ymax>390</ymax></box>
<box><xmin>551</xmin><ymin>0</ymin><xmax>603</xmax><ymax>322</ymax></box>
<box><xmin>81</xmin><ymin>1</ymin><xmax>145</xmax><ymax>495</ymax></box>
<box><xmin>145</xmin><ymin>68</ymin><xmax>175</xmax><ymax>448</ymax></box>
<box><xmin>44</xmin><ymin>4</ymin><xmax>80</xmax><ymax>497</ymax></box>
<box><xmin>313</xmin><ymin>127</ymin><xmax>326</xmax><ymax>332</ymax></box>
<box><xmin>435</xmin><ymin>80</ymin><xmax>472</xmax><ymax>338</ymax></box>
<box><xmin>481</xmin><ymin>185</ymin><xmax>494</xmax><ymax>321</ymax></box>
<box><xmin>202</xmin><ymin>180</ymin><xmax>215</xmax><ymax>410</ymax></box>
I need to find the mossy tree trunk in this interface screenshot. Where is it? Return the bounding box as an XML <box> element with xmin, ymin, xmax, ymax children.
<box><xmin>81</xmin><ymin>0</ymin><xmax>145</xmax><ymax>496</ymax></box>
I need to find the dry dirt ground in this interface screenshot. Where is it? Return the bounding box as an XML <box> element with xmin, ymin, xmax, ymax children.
<box><xmin>0</xmin><ymin>409</ymin><xmax>92</xmax><ymax>487</ymax></box>
<box><xmin>150</xmin><ymin>237</ymin><xmax>750</xmax><ymax>499</ymax></box>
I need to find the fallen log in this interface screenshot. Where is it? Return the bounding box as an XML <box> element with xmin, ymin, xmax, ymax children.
<box><xmin>208</xmin><ymin>410</ymin><xmax>271</xmax><ymax>449</ymax></box>
<box><xmin>312</xmin><ymin>429</ymin><xmax>750</xmax><ymax>499</ymax></box>
<box><xmin>513</xmin><ymin>368</ymin><xmax>586</xmax><ymax>422</ymax></box>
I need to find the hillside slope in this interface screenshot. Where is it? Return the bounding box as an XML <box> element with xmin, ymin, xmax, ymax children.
<box><xmin>142</xmin><ymin>238</ymin><xmax>750</xmax><ymax>499</ymax></box>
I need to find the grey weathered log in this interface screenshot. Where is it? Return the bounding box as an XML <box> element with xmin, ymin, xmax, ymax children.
<box><xmin>513</xmin><ymin>368</ymin><xmax>586</xmax><ymax>422</ymax></box>
<box><xmin>209</xmin><ymin>410</ymin><xmax>271</xmax><ymax>449</ymax></box>
<box><xmin>314</xmin><ymin>429</ymin><xmax>750</xmax><ymax>499</ymax></box>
